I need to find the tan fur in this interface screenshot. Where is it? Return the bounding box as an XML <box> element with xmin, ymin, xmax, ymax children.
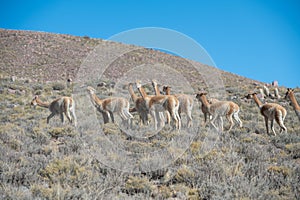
<box><xmin>208</xmin><ymin>98</ymin><xmax>219</xmax><ymax>104</ymax></box>
<box><xmin>136</xmin><ymin>81</ymin><xmax>181</xmax><ymax>130</ymax></box>
<box><xmin>152</xmin><ymin>80</ymin><xmax>170</xmax><ymax>125</ymax></box>
<box><xmin>285</xmin><ymin>88</ymin><xmax>300</xmax><ymax>121</ymax></box>
<box><xmin>201</xmin><ymin>97</ymin><xmax>211</xmax><ymax>124</ymax></box>
<box><xmin>274</xmin><ymin>88</ymin><xmax>281</xmax><ymax>99</ymax></box>
<box><xmin>263</xmin><ymin>85</ymin><xmax>270</xmax><ymax>97</ymax></box>
<box><xmin>31</xmin><ymin>95</ymin><xmax>77</xmax><ymax>126</ymax></box>
<box><xmin>259</xmin><ymin>88</ymin><xmax>266</xmax><ymax>99</ymax></box>
<box><xmin>163</xmin><ymin>85</ymin><xmax>194</xmax><ymax>128</ymax></box>
<box><xmin>128</xmin><ymin>83</ymin><xmax>149</xmax><ymax>125</ymax></box>
<box><xmin>248</xmin><ymin>93</ymin><xmax>287</xmax><ymax>135</ymax></box>
<box><xmin>87</xmin><ymin>86</ymin><xmax>133</xmax><ymax>126</ymax></box>
<box><xmin>196</xmin><ymin>93</ymin><xmax>242</xmax><ymax>132</ymax></box>
<box><xmin>196</xmin><ymin>93</ymin><xmax>214</xmax><ymax>124</ymax></box>
<box><xmin>152</xmin><ymin>79</ymin><xmax>162</xmax><ymax>96</ymax></box>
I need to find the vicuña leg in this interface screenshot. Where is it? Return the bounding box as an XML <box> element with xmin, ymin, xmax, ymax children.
<box><xmin>226</xmin><ymin>114</ymin><xmax>234</xmax><ymax>132</ymax></box>
<box><xmin>210</xmin><ymin>115</ymin><xmax>219</xmax><ymax>131</ymax></box>
<box><xmin>70</xmin><ymin>109</ymin><xmax>77</xmax><ymax>126</ymax></box>
<box><xmin>275</xmin><ymin>111</ymin><xmax>287</xmax><ymax>133</ymax></box>
<box><xmin>186</xmin><ymin>110</ymin><xmax>193</xmax><ymax>128</ymax></box>
<box><xmin>60</xmin><ymin>113</ymin><xmax>65</xmax><ymax>124</ymax></box>
<box><xmin>233</xmin><ymin>112</ymin><xmax>242</xmax><ymax>128</ymax></box>
<box><xmin>270</xmin><ymin>119</ymin><xmax>276</xmax><ymax>136</ymax></box>
<box><xmin>47</xmin><ymin>113</ymin><xmax>56</xmax><ymax>124</ymax></box>
<box><xmin>264</xmin><ymin>117</ymin><xmax>269</xmax><ymax>135</ymax></box>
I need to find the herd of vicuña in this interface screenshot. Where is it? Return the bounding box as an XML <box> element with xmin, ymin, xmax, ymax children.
<box><xmin>31</xmin><ymin>80</ymin><xmax>299</xmax><ymax>135</ymax></box>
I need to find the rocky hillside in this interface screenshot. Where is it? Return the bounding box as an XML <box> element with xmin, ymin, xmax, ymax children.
<box><xmin>0</xmin><ymin>29</ymin><xmax>259</xmax><ymax>85</ymax></box>
<box><xmin>0</xmin><ymin>29</ymin><xmax>299</xmax><ymax>199</ymax></box>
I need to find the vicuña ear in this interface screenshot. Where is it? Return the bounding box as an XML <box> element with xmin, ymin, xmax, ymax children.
<box><xmin>197</xmin><ymin>92</ymin><xmax>206</xmax><ymax>96</ymax></box>
<box><xmin>135</xmin><ymin>80</ymin><xmax>142</xmax><ymax>87</ymax></box>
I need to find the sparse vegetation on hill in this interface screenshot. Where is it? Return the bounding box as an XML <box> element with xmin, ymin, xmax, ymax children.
<box><xmin>0</xmin><ymin>29</ymin><xmax>299</xmax><ymax>199</ymax></box>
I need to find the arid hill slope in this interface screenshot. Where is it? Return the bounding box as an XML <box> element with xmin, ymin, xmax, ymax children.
<box><xmin>0</xmin><ymin>29</ymin><xmax>259</xmax><ymax>87</ymax></box>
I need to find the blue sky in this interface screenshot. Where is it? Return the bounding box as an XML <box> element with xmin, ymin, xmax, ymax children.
<box><xmin>1</xmin><ymin>0</ymin><xmax>299</xmax><ymax>87</ymax></box>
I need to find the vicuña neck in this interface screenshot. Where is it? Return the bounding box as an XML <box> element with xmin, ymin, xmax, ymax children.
<box><xmin>137</xmin><ymin>85</ymin><xmax>148</xmax><ymax>99</ymax></box>
<box><xmin>90</xmin><ymin>93</ymin><xmax>103</xmax><ymax>104</ymax></box>
<box><xmin>36</xmin><ymin>98</ymin><xmax>50</xmax><ymax>108</ymax></box>
<box><xmin>128</xmin><ymin>84</ymin><xmax>138</xmax><ymax>102</ymax></box>
<box><xmin>200</xmin><ymin>95</ymin><xmax>210</xmax><ymax>107</ymax></box>
<box><xmin>252</xmin><ymin>94</ymin><xmax>263</xmax><ymax>108</ymax></box>
<box><xmin>289</xmin><ymin>92</ymin><xmax>300</xmax><ymax>111</ymax></box>
<box><xmin>152</xmin><ymin>82</ymin><xmax>160</xmax><ymax>95</ymax></box>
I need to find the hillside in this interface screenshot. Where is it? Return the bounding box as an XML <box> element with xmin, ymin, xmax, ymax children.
<box><xmin>0</xmin><ymin>29</ymin><xmax>299</xmax><ymax>199</ymax></box>
<box><xmin>0</xmin><ymin>29</ymin><xmax>259</xmax><ymax>86</ymax></box>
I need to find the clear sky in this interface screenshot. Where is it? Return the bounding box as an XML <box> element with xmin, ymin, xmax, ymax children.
<box><xmin>1</xmin><ymin>0</ymin><xmax>299</xmax><ymax>87</ymax></box>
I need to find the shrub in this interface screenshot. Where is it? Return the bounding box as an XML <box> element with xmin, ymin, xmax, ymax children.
<box><xmin>190</xmin><ymin>141</ymin><xmax>202</xmax><ymax>154</ymax></box>
<box><xmin>124</xmin><ymin>176</ymin><xmax>155</xmax><ymax>195</ymax></box>
<box><xmin>32</xmin><ymin>84</ymin><xmax>43</xmax><ymax>91</ymax></box>
<box><xmin>48</xmin><ymin>127</ymin><xmax>77</xmax><ymax>139</ymax></box>
<box><xmin>31</xmin><ymin>127</ymin><xmax>49</xmax><ymax>145</ymax></box>
<box><xmin>102</xmin><ymin>123</ymin><xmax>121</xmax><ymax>135</ymax></box>
<box><xmin>285</xmin><ymin>143</ymin><xmax>300</xmax><ymax>158</ymax></box>
<box><xmin>156</xmin><ymin>185</ymin><xmax>174</xmax><ymax>199</ymax></box>
<box><xmin>52</xmin><ymin>82</ymin><xmax>65</xmax><ymax>91</ymax></box>
<box><xmin>31</xmin><ymin>184</ymin><xmax>53</xmax><ymax>199</ymax></box>
<box><xmin>267</xmin><ymin>166</ymin><xmax>291</xmax><ymax>177</ymax></box>
<box><xmin>173</xmin><ymin>165</ymin><xmax>195</xmax><ymax>184</ymax></box>
<box><xmin>40</xmin><ymin>156</ymin><xmax>88</xmax><ymax>186</ymax></box>
<box><xmin>34</xmin><ymin>90</ymin><xmax>42</xmax><ymax>95</ymax></box>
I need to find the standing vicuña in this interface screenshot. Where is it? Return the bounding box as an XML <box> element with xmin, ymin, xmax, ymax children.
<box><xmin>151</xmin><ymin>79</ymin><xmax>171</xmax><ymax>125</ymax></box>
<box><xmin>128</xmin><ymin>83</ymin><xmax>149</xmax><ymax>126</ymax></box>
<box><xmin>196</xmin><ymin>92</ymin><xmax>242</xmax><ymax>132</ymax></box>
<box><xmin>247</xmin><ymin>93</ymin><xmax>287</xmax><ymax>135</ymax></box>
<box><xmin>86</xmin><ymin>86</ymin><xmax>133</xmax><ymax>126</ymax></box>
<box><xmin>136</xmin><ymin>80</ymin><xmax>181</xmax><ymax>130</ymax></box>
<box><xmin>285</xmin><ymin>88</ymin><xmax>300</xmax><ymax>122</ymax></box>
<box><xmin>163</xmin><ymin>85</ymin><xmax>194</xmax><ymax>128</ymax></box>
<box><xmin>31</xmin><ymin>95</ymin><xmax>77</xmax><ymax>126</ymax></box>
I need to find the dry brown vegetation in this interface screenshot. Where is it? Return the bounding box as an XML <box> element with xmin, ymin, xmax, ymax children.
<box><xmin>0</xmin><ymin>29</ymin><xmax>299</xmax><ymax>199</ymax></box>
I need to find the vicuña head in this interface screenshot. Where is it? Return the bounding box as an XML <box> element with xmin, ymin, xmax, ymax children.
<box><xmin>87</xmin><ymin>86</ymin><xmax>96</xmax><ymax>94</ymax></box>
<box><xmin>285</xmin><ymin>88</ymin><xmax>294</xmax><ymax>100</ymax></box>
